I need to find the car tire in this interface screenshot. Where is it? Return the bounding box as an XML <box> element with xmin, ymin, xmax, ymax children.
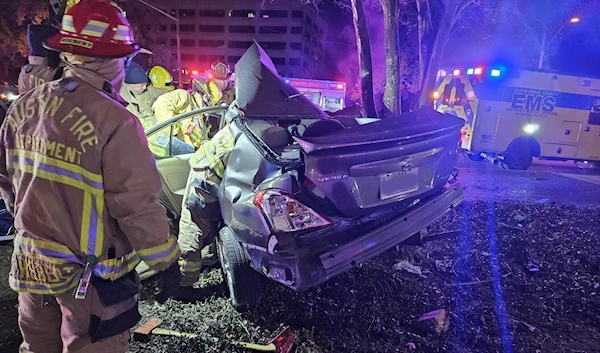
<box><xmin>217</xmin><ymin>227</ymin><xmax>263</xmax><ymax>311</ymax></box>
<box><xmin>592</xmin><ymin>161</ymin><xmax>600</xmax><ymax>168</ymax></box>
<box><xmin>504</xmin><ymin>142</ymin><xmax>533</xmax><ymax>170</ymax></box>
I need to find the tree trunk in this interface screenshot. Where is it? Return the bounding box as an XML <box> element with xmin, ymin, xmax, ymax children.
<box><xmin>419</xmin><ymin>0</ymin><xmax>475</xmax><ymax>108</ymax></box>
<box><xmin>419</xmin><ymin>16</ymin><xmax>451</xmax><ymax>107</ymax></box>
<box><xmin>350</xmin><ymin>0</ymin><xmax>377</xmax><ymax>118</ymax></box>
<box><xmin>416</xmin><ymin>0</ymin><xmax>425</xmax><ymax>85</ymax></box>
<box><xmin>380</xmin><ymin>0</ymin><xmax>402</xmax><ymax>116</ymax></box>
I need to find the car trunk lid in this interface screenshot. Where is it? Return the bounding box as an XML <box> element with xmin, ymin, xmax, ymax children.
<box><xmin>294</xmin><ymin>109</ymin><xmax>464</xmax><ymax>217</ymax></box>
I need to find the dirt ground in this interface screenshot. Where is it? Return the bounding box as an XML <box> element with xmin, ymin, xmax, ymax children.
<box><xmin>1</xmin><ymin>201</ymin><xmax>599</xmax><ymax>353</ymax></box>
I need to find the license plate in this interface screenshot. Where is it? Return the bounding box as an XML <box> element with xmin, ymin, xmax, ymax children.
<box><xmin>380</xmin><ymin>168</ymin><xmax>419</xmax><ymax>200</ymax></box>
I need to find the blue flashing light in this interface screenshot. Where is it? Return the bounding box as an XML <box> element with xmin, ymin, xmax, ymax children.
<box><xmin>491</xmin><ymin>69</ymin><xmax>501</xmax><ymax>77</ymax></box>
<box><xmin>285</xmin><ymin>79</ymin><xmax>290</xmax><ymax>83</ymax></box>
<box><xmin>467</xmin><ymin>68</ymin><xmax>474</xmax><ymax>75</ymax></box>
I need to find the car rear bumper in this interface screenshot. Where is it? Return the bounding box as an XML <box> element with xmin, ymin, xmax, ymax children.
<box><xmin>319</xmin><ymin>184</ymin><xmax>464</xmax><ymax>279</ymax></box>
<box><xmin>254</xmin><ymin>185</ymin><xmax>464</xmax><ymax>291</ymax></box>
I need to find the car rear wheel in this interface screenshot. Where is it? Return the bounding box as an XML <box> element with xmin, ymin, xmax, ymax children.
<box><xmin>504</xmin><ymin>142</ymin><xmax>533</xmax><ymax>170</ymax></box>
<box><xmin>217</xmin><ymin>227</ymin><xmax>263</xmax><ymax>311</ymax></box>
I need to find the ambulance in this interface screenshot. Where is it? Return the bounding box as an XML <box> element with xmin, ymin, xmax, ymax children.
<box><xmin>433</xmin><ymin>66</ymin><xmax>600</xmax><ymax>169</ymax></box>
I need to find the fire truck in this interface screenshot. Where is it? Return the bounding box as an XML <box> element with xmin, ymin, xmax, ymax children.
<box><xmin>433</xmin><ymin>66</ymin><xmax>600</xmax><ymax>169</ymax></box>
<box><xmin>283</xmin><ymin>78</ymin><xmax>346</xmax><ymax>112</ymax></box>
<box><xmin>190</xmin><ymin>70</ymin><xmax>346</xmax><ymax>113</ymax></box>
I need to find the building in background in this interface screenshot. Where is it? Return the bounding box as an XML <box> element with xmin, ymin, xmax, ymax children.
<box><xmin>141</xmin><ymin>0</ymin><xmax>327</xmax><ymax>78</ymax></box>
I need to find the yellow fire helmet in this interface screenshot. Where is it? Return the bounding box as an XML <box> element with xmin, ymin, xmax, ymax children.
<box><xmin>148</xmin><ymin>66</ymin><xmax>174</xmax><ymax>90</ymax></box>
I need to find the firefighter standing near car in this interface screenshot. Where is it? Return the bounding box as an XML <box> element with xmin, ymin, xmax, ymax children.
<box><xmin>120</xmin><ymin>62</ymin><xmax>193</xmax><ymax>157</ymax></box>
<box><xmin>151</xmin><ymin>78</ymin><xmax>216</xmax><ymax>148</ymax></box>
<box><xmin>120</xmin><ymin>61</ymin><xmax>169</xmax><ymax>129</ymax></box>
<box><xmin>176</xmin><ymin>111</ymin><xmax>235</xmax><ymax>297</ymax></box>
<box><xmin>18</xmin><ymin>24</ymin><xmax>64</xmax><ymax>95</ymax></box>
<box><xmin>0</xmin><ymin>1</ymin><xmax>181</xmax><ymax>352</ymax></box>
<box><xmin>148</xmin><ymin>65</ymin><xmax>175</xmax><ymax>91</ymax></box>
<box><xmin>207</xmin><ymin>60</ymin><xmax>235</xmax><ymax>106</ymax></box>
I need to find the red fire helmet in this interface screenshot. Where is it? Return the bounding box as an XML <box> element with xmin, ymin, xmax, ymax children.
<box><xmin>44</xmin><ymin>0</ymin><xmax>139</xmax><ymax>58</ymax></box>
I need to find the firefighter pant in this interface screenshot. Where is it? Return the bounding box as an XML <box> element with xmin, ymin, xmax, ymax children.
<box><xmin>17</xmin><ymin>284</ymin><xmax>137</xmax><ymax>353</ymax></box>
<box><xmin>178</xmin><ymin>170</ymin><xmax>219</xmax><ymax>287</ymax></box>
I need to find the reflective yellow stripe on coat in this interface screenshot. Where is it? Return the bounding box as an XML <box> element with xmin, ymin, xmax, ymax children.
<box><xmin>6</xmin><ymin>149</ymin><xmax>141</xmax><ymax>293</ymax></box>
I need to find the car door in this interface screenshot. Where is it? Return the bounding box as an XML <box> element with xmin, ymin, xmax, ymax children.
<box><xmin>146</xmin><ymin>106</ymin><xmax>228</xmax><ymax>218</ymax></box>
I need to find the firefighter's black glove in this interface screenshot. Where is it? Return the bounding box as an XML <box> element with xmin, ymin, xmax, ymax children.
<box><xmin>155</xmin><ymin>261</ymin><xmax>182</xmax><ymax>304</ymax></box>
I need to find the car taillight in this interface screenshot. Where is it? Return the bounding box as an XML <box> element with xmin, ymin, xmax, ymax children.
<box><xmin>255</xmin><ymin>190</ymin><xmax>330</xmax><ymax>232</ymax></box>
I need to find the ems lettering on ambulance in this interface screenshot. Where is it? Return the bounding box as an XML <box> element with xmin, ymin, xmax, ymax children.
<box><xmin>507</xmin><ymin>88</ymin><xmax>558</xmax><ymax>117</ymax></box>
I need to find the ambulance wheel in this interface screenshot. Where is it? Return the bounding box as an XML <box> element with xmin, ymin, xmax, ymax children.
<box><xmin>217</xmin><ymin>227</ymin><xmax>263</xmax><ymax>311</ymax></box>
<box><xmin>504</xmin><ymin>143</ymin><xmax>532</xmax><ymax>170</ymax></box>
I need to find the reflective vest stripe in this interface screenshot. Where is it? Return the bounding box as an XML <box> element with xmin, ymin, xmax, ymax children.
<box><xmin>195</xmin><ymin>136</ymin><xmax>235</xmax><ymax>178</ymax></box>
<box><xmin>11</xmin><ymin>150</ymin><xmax>103</xmax><ymax>183</ymax></box>
<box><xmin>7</xmin><ymin>149</ymin><xmax>105</xmax><ymax>259</ymax></box>
<box><xmin>135</xmin><ymin>236</ymin><xmax>179</xmax><ymax>268</ymax></box>
<box><xmin>15</xmin><ymin>234</ymin><xmax>80</xmax><ymax>263</ymax></box>
<box><xmin>93</xmin><ymin>194</ymin><xmax>105</xmax><ymax>256</ymax></box>
<box><xmin>80</xmin><ymin>191</ymin><xmax>93</xmax><ymax>254</ymax></box>
<box><xmin>8</xmin><ymin>156</ymin><xmax>103</xmax><ymax>195</ymax></box>
<box><xmin>178</xmin><ymin>258</ymin><xmax>201</xmax><ymax>273</ymax></box>
<box><xmin>202</xmin><ymin>141</ymin><xmax>224</xmax><ymax>177</ymax></box>
<box><xmin>13</xmin><ymin>234</ymin><xmax>142</xmax><ymax>290</ymax></box>
<box><xmin>94</xmin><ymin>253</ymin><xmax>141</xmax><ymax>281</ymax></box>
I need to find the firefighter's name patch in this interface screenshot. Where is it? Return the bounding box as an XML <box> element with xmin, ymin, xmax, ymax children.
<box><xmin>13</xmin><ymin>255</ymin><xmax>79</xmax><ymax>284</ymax></box>
<box><xmin>60</xmin><ymin>37</ymin><xmax>94</xmax><ymax>49</ymax></box>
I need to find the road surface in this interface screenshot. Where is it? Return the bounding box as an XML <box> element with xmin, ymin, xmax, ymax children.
<box><xmin>457</xmin><ymin>156</ymin><xmax>600</xmax><ymax>206</ymax></box>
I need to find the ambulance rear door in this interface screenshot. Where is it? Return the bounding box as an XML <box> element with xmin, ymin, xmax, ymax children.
<box><xmin>576</xmin><ymin>96</ymin><xmax>600</xmax><ymax>161</ymax></box>
<box><xmin>469</xmin><ymin>84</ymin><xmax>504</xmax><ymax>154</ymax></box>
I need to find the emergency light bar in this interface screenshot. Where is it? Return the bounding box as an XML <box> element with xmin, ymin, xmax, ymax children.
<box><xmin>437</xmin><ymin>67</ymin><xmax>499</xmax><ymax>77</ymax></box>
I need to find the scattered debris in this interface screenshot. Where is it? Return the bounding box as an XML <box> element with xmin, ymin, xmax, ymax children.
<box><xmin>526</xmin><ymin>262</ymin><xmax>540</xmax><ymax>272</ymax></box>
<box><xmin>498</xmin><ymin>222</ymin><xmax>527</xmax><ymax>231</ymax></box>
<box><xmin>407</xmin><ymin>342</ymin><xmax>416</xmax><ymax>350</ymax></box>
<box><xmin>416</xmin><ymin>309</ymin><xmax>450</xmax><ymax>334</ymax></box>
<box><xmin>393</xmin><ymin>260</ymin><xmax>425</xmax><ymax>278</ymax></box>
<box><xmin>435</xmin><ymin>258</ymin><xmax>453</xmax><ymax>273</ymax></box>
<box><xmin>535</xmin><ymin>198</ymin><xmax>552</xmax><ymax>204</ymax></box>
<box><xmin>514</xmin><ymin>214</ymin><xmax>526</xmax><ymax>222</ymax></box>
<box><xmin>3</xmin><ymin>201</ymin><xmax>600</xmax><ymax>353</ymax></box>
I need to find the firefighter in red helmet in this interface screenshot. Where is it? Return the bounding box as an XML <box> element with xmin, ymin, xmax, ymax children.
<box><xmin>0</xmin><ymin>1</ymin><xmax>181</xmax><ymax>352</ymax></box>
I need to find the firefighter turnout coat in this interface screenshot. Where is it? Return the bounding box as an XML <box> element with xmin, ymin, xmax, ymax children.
<box><xmin>18</xmin><ymin>56</ymin><xmax>64</xmax><ymax>95</ymax></box>
<box><xmin>120</xmin><ymin>84</ymin><xmax>169</xmax><ymax>129</ymax></box>
<box><xmin>0</xmin><ymin>65</ymin><xmax>180</xmax><ymax>296</ymax></box>
<box><xmin>152</xmin><ymin>89</ymin><xmax>211</xmax><ymax>148</ymax></box>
